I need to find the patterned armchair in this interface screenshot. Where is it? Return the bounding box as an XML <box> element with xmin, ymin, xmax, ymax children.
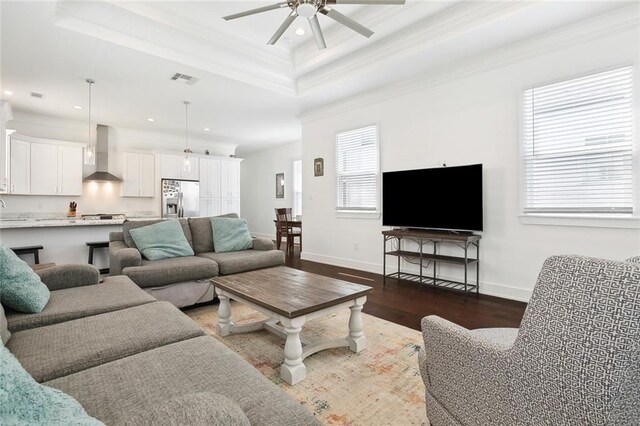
<box><xmin>418</xmin><ymin>255</ymin><xmax>640</xmax><ymax>425</ymax></box>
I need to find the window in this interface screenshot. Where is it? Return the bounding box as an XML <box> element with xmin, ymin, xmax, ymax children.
<box><xmin>292</xmin><ymin>159</ymin><xmax>302</xmax><ymax>218</ymax></box>
<box><xmin>335</xmin><ymin>125</ymin><xmax>379</xmax><ymax>212</ymax></box>
<box><xmin>522</xmin><ymin>66</ymin><xmax>634</xmax><ymax>215</ymax></box>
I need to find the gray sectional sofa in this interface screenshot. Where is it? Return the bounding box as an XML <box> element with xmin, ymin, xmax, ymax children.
<box><xmin>109</xmin><ymin>214</ymin><xmax>285</xmax><ymax>307</ymax></box>
<box><xmin>2</xmin><ymin>264</ymin><xmax>320</xmax><ymax>425</ymax></box>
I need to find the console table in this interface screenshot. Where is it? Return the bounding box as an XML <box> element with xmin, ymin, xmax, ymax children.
<box><xmin>382</xmin><ymin>229</ymin><xmax>480</xmax><ymax>293</ymax></box>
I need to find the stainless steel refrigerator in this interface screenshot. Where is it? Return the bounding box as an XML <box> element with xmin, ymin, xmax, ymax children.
<box><xmin>161</xmin><ymin>179</ymin><xmax>200</xmax><ymax>218</ymax></box>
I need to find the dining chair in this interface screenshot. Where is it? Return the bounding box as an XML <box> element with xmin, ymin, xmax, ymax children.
<box><xmin>274</xmin><ymin>208</ymin><xmax>301</xmax><ymax>255</ymax></box>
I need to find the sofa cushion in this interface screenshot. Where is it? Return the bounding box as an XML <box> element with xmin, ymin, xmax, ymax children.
<box><xmin>123</xmin><ymin>219</ymin><xmax>193</xmax><ymax>250</ymax></box>
<box><xmin>8</xmin><ymin>302</ymin><xmax>204</xmax><ymax>383</ymax></box>
<box><xmin>1</xmin><ymin>304</ymin><xmax>10</xmax><ymax>344</ymax></box>
<box><xmin>5</xmin><ymin>275</ymin><xmax>156</xmax><ymax>333</ymax></box>
<box><xmin>189</xmin><ymin>213</ymin><xmax>239</xmax><ymax>254</ymax></box>
<box><xmin>115</xmin><ymin>392</ymin><xmax>251</xmax><ymax>426</ymax></box>
<box><xmin>45</xmin><ymin>336</ymin><xmax>321</xmax><ymax>426</ymax></box>
<box><xmin>211</xmin><ymin>217</ymin><xmax>253</xmax><ymax>253</ymax></box>
<box><xmin>0</xmin><ymin>344</ymin><xmax>103</xmax><ymax>426</ymax></box>
<box><xmin>123</xmin><ymin>256</ymin><xmax>218</xmax><ymax>288</ymax></box>
<box><xmin>129</xmin><ymin>220</ymin><xmax>195</xmax><ymax>261</ymax></box>
<box><xmin>0</xmin><ymin>244</ymin><xmax>50</xmax><ymax>313</ymax></box>
<box><xmin>197</xmin><ymin>250</ymin><xmax>284</xmax><ymax>275</ymax></box>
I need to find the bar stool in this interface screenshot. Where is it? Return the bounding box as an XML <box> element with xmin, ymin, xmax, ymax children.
<box><xmin>86</xmin><ymin>241</ymin><xmax>109</xmax><ymax>274</ymax></box>
<box><xmin>10</xmin><ymin>245</ymin><xmax>43</xmax><ymax>264</ymax></box>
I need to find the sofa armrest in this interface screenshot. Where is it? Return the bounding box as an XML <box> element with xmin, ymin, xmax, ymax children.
<box><xmin>420</xmin><ymin>315</ymin><xmax>514</xmax><ymax>424</ymax></box>
<box><xmin>252</xmin><ymin>237</ymin><xmax>275</xmax><ymax>251</ymax></box>
<box><xmin>109</xmin><ymin>240</ymin><xmax>142</xmax><ymax>276</ymax></box>
<box><xmin>115</xmin><ymin>392</ymin><xmax>250</xmax><ymax>426</ymax></box>
<box><xmin>35</xmin><ymin>264</ymin><xmax>100</xmax><ymax>291</ymax></box>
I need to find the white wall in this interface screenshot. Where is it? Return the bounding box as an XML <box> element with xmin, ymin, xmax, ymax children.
<box><xmin>299</xmin><ymin>24</ymin><xmax>640</xmax><ymax>301</ymax></box>
<box><xmin>240</xmin><ymin>141</ymin><xmax>301</xmax><ymax>238</ymax></box>
<box><xmin>2</xmin><ymin>111</ymin><xmax>237</xmax><ymax>217</ymax></box>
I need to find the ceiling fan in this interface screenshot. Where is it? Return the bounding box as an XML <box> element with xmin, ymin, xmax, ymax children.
<box><xmin>223</xmin><ymin>0</ymin><xmax>406</xmax><ymax>50</ymax></box>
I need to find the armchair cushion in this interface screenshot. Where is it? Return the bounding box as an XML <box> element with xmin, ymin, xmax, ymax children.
<box><xmin>197</xmin><ymin>250</ymin><xmax>284</xmax><ymax>275</ymax></box>
<box><xmin>210</xmin><ymin>217</ymin><xmax>253</xmax><ymax>253</ymax></box>
<box><xmin>115</xmin><ymin>392</ymin><xmax>250</xmax><ymax>426</ymax></box>
<box><xmin>0</xmin><ymin>344</ymin><xmax>103</xmax><ymax>426</ymax></box>
<box><xmin>0</xmin><ymin>244</ymin><xmax>50</xmax><ymax>313</ymax></box>
<box><xmin>129</xmin><ymin>220</ymin><xmax>194</xmax><ymax>261</ymax></box>
<box><xmin>35</xmin><ymin>264</ymin><xmax>100</xmax><ymax>291</ymax></box>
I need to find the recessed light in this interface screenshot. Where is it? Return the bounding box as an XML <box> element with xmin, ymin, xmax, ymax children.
<box><xmin>73</xmin><ymin>105</ymin><xmax>83</xmax><ymax>110</ymax></box>
<box><xmin>147</xmin><ymin>118</ymin><xmax>155</xmax><ymax>122</ymax></box>
<box><xmin>295</xmin><ymin>27</ymin><xmax>305</xmax><ymax>36</ymax></box>
<box><xmin>3</xmin><ymin>90</ymin><xmax>12</xmax><ymax>96</ymax></box>
<box><xmin>203</xmin><ymin>127</ymin><xmax>210</xmax><ymax>132</ymax></box>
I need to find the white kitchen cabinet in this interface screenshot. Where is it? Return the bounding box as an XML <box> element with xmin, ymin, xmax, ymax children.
<box><xmin>220</xmin><ymin>161</ymin><xmax>240</xmax><ymax>198</ymax></box>
<box><xmin>200</xmin><ymin>198</ymin><xmax>221</xmax><ymax>217</ymax></box>
<box><xmin>30</xmin><ymin>142</ymin><xmax>82</xmax><ymax>196</ymax></box>
<box><xmin>9</xmin><ymin>137</ymin><xmax>30</xmax><ymax>194</ymax></box>
<box><xmin>199</xmin><ymin>158</ymin><xmax>221</xmax><ymax>198</ymax></box>
<box><xmin>122</xmin><ymin>152</ymin><xmax>155</xmax><ymax>197</ymax></box>
<box><xmin>221</xmin><ymin>197</ymin><xmax>240</xmax><ymax>216</ymax></box>
<box><xmin>160</xmin><ymin>154</ymin><xmax>199</xmax><ymax>181</ymax></box>
<box><xmin>58</xmin><ymin>145</ymin><xmax>83</xmax><ymax>195</ymax></box>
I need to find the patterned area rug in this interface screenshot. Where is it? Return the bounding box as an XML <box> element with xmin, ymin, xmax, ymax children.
<box><xmin>185</xmin><ymin>302</ymin><xmax>428</xmax><ymax>426</ymax></box>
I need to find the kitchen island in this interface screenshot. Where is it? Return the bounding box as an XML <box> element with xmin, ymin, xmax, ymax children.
<box><xmin>0</xmin><ymin>215</ymin><xmax>160</xmax><ymax>268</ymax></box>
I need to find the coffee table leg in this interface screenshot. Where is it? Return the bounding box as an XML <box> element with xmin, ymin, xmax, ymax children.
<box><xmin>216</xmin><ymin>290</ymin><xmax>233</xmax><ymax>337</ymax></box>
<box><xmin>347</xmin><ymin>296</ymin><xmax>367</xmax><ymax>353</ymax></box>
<box><xmin>280</xmin><ymin>316</ymin><xmax>307</xmax><ymax>385</ymax></box>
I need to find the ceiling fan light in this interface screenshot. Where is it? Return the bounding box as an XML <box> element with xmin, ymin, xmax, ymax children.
<box><xmin>296</xmin><ymin>3</ymin><xmax>317</xmax><ymax>18</ymax></box>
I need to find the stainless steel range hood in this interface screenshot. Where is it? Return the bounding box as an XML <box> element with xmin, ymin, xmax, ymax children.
<box><xmin>83</xmin><ymin>124</ymin><xmax>123</xmax><ymax>182</ymax></box>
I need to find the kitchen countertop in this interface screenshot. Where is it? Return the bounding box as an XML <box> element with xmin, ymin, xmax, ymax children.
<box><xmin>0</xmin><ymin>217</ymin><xmax>161</xmax><ymax>230</ymax></box>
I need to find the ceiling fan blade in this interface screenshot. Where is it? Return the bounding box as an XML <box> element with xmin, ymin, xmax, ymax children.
<box><xmin>320</xmin><ymin>7</ymin><xmax>373</xmax><ymax>38</ymax></box>
<box><xmin>308</xmin><ymin>15</ymin><xmax>327</xmax><ymax>50</ymax></box>
<box><xmin>268</xmin><ymin>11</ymin><xmax>298</xmax><ymax>45</ymax></box>
<box><xmin>325</xmin><ymin>0</ymin><xmax>405</xmax><ymax>4</ymax></box>
<box><xmin>223</xmin><ymin>2</ymin><xmax>289</xmax><ymax>21</ymax></box>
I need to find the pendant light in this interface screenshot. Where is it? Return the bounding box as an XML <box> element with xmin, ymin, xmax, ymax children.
<box><xmin>183</xmin><ymin>100</ymin><xmax>192</xmax><ymax>172</ymax></box>
<box><xmin>83</xmin><ymin>79</ymin><xmax>96</xmax><ymax>165</ymax></box>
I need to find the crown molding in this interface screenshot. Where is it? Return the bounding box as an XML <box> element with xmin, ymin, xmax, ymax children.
<box><xmin>56</xmin><ymin>0</ymin><xmax>297</xmax><ymax>95</ymax></box>
<box><xmin>300</xmin><ymin>4</ymin><xmax>640</xmax><ymax>123</ymax></box>
<box><xmin>296</xmin><ymin>0</ymin><xmax>532</xmax><ymax>96</ymax></box>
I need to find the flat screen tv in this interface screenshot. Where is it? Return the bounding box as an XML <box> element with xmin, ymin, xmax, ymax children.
<box><xmin>382</xmin><ymin>164</ymin><xmax>483</xmax><ymax>232</ymax></box>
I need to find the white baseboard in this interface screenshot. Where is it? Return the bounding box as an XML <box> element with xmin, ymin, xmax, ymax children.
<box><xmin>301</xmin><ymin>251</ymin><xmax>532</xmax><ymax>303</ymax></box>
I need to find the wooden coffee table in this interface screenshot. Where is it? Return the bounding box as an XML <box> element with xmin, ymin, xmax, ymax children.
<box><xmin>211</xmin><ymin>266</ymin><xmax>373</xmax><ymax>385</ymax></box>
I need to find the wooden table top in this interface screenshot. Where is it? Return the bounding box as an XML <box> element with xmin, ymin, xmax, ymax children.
<box><xmin>212</xmin><ymin>266</ymin><xmax>372</xmax><ymax>319</ymax></box>
<box><xmin>273</xmin><ymin>219</ymin><xmax>302</xmax><ymax>227</ymax></box>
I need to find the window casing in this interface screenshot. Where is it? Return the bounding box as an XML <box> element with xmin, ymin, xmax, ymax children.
<box><xmin>522</xmin><ymin>66</ymin><xmax>635</xmax><ymax>215</ymax></box>
<box><xmin>335</xmin><ymin>125</ymin><xmax>379</xmax><ymax>212</ymax></box>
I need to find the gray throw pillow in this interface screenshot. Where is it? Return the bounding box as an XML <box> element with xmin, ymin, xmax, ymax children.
<box><xmin>189</xmin><ymin>213</ymin><xmax>239</xmax><ymax>254</ymax></box>
<box><xmin>0</xmin><ymin>304</ymin><xmax>10</xmax><ymax>345</ymax></box>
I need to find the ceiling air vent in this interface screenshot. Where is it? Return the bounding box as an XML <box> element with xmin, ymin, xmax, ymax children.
<box><xmin>30</xmin><ymin>92</ymin><xmax>44</xmax><ymax>99</ymax></box>
<box><xmin>170</xmin><ymin>73</ymin><xmax>199</xmax><ymax>85</ymax></box>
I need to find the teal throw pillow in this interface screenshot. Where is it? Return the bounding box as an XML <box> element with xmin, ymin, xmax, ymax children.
<box><xmin>129</xmin><ymin>219</ymin><xmax>194</xmax><ymax>261</ymax></box>
<box><xmin>211</xmin><ymin>217</ymin><xmax>253</xmax><ymax>253</ymax></box>
<box><xmin>0</xmin><ymin>244</ymin><xmax>50</xmax><ymax>313</ymax></box>
<box><xmin>0</xmin><ymin>344</ymin><xmax>104</xmax><ymax>425</ymax></box>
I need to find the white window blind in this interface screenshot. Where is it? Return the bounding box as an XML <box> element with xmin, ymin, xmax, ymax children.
<box><xmin>522</xmin><ymin>66</ymin><xmax>634</xmax><ymax>214</ymax></box>
<box><xmin>335</xmin><ymin>125</ymin><xmax>379</xmax><ymax>211</ymax></box>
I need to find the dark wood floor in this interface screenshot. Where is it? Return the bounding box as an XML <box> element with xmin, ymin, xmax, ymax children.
<box><xmin>283</xmin><ymin>246</ymin><xmax>527</xmax><ymax>331</ymax></box>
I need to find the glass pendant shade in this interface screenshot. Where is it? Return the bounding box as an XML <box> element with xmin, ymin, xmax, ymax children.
<box><xmin>84</xmin><ymin>145</ymin><xmax>96</xmax><ymax>165</ymax></box>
